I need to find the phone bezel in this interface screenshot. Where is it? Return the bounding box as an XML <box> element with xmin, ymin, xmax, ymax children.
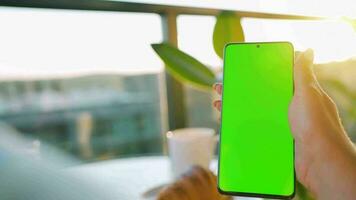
<box><xmin>217</xmin><ymin>41</ymin><xmax>296</xmax><ymax>200</ymax></box>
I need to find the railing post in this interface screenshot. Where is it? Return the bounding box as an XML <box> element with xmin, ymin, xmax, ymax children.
<box><xmin>161</xmin><ymin>11</ymin><xmax>186</xmax><ymax>131</ymax></box>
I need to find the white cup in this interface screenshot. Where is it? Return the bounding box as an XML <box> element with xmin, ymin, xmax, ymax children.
<box><xmin>167</xmin><ymin>128</ymin><xmax>218</xmax><ymax>179</ymax></box>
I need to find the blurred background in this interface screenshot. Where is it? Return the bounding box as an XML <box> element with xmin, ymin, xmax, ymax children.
<box><xmin>0</xmin><ymin>0</ymin><xmax>355</xmax><ymax>164</ymax></box>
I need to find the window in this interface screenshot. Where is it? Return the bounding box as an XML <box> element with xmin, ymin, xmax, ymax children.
<box><xmin>177</xmin><ymin>15</ymin><xmax>220</xmax><ymax>130</ymax></box>
<box><xmin>1</xmin><ymin>3</ymin><xmax>355</xmax><ymax>163</ymax></box>
<box><xmin>242</xmin><ymin>18</ymin><xmax>356</xmax><ymax>63</ymax></box>
<box><xmin>0</xmin><ymin>7</ymin><xmax>165</xmax><ymax>161</ymax></box>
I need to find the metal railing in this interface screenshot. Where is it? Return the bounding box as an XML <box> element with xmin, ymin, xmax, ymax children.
<box><xmin>0</xmin><ymin>0</ymin><xmax>324</xmax><ymax>131</ymax></box>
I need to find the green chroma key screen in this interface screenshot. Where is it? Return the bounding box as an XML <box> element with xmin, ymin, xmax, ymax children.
<box><xmin>218</xmin><ymin>42</ymin><xmax>295</xmax><ymax>199</ymax></box>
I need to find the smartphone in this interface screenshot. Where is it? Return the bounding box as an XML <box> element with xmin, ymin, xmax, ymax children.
<box><xmin>218</xmin><ymin>42</ymin><xmax>295</xmax><ymax>199</ymax></box>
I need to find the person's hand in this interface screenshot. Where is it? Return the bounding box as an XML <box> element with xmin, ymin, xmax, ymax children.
<box><xmin>213</xmin><ymin>49</ymin><xmax>356</xmax><ymax>200</ymax></box>
<box><xmin>158</xmin><ymin>166</ymin><xmax>231</xmax><ymax>200</ymax></box>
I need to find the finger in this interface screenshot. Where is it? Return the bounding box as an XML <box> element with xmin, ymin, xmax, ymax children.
<box><xmin>293</xmin><ymin>49</ymin><xmax>317</xmax><ymax>94</ymax></box>
<box><xmin>213</xmin><ymin>83</ymin><xmax>222</xmax><ymax>95</ymax></box>
<box><xmin>213</xmin><ymin>100</ymin><xmax>221</xmax><ymax>111</ymax></box>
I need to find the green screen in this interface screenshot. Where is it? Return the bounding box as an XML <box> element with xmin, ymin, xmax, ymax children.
<box><xmin>218</xmin><ymin>42</ymin><xmax>294</xmax><ymax>198</ymax></box>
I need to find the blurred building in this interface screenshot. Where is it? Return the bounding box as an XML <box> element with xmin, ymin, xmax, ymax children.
<box><xmin>0</xmin><ymin>73</ymin><xmax>163</xmax><ymax>161</ymax></box>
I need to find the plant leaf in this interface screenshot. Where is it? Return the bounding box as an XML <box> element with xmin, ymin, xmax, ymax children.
<box><xmin>213</xmin><ymin>11</ymin><xmax>245</xmax><ymax>59</ymax></box>
<box><xmin>151</xmin><ymin>43</ymin><xmax>216</xmax><ymax>90</ymax></box>
<box><xmin>296</xmin><ymin>181</ymin><xmax>315</xmax><ymax>200</ymax></box>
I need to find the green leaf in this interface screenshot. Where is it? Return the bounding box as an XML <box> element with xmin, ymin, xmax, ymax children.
<box><xmin>213</xmin><ymin>11</ymin><xmax>245</xmax><ymax>59</ymax></box>
<box><xmin>151</xmin><ymin>43</ymin><xmax>216</xmax><ymax>90</ymax></box>
<box><xmin>296</xmin><ymin>181</ymin><xmax>315</xmax><ymax>200</ymax></box>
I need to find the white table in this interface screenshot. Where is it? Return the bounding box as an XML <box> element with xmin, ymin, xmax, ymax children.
<box><xmin>70</xmin><ymin>156</ymin><xmax>260</xmax><ymax>200</ymax></box>
<box><xmin>70</xmin><ymin>156</ymin><xmax>171</xmax><ymax>199</ymax></box>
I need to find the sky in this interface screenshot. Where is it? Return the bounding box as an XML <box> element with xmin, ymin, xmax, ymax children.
<box><xmin>0</xmin><ymin>1</ymin><xmax>355</xmax><ymax>78</ymax></box>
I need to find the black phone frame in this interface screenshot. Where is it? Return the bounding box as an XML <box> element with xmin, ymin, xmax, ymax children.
<box><xmin>217</xmin><ymin>41</ymin><xmax>296</xmax><ymax>200</ymax></box>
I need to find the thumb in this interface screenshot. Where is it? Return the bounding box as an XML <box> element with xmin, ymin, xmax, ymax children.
<box><xmin>293</xmin><ymin>49</ymin><xmax>316</xmax><ymax>94</ymax></box>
